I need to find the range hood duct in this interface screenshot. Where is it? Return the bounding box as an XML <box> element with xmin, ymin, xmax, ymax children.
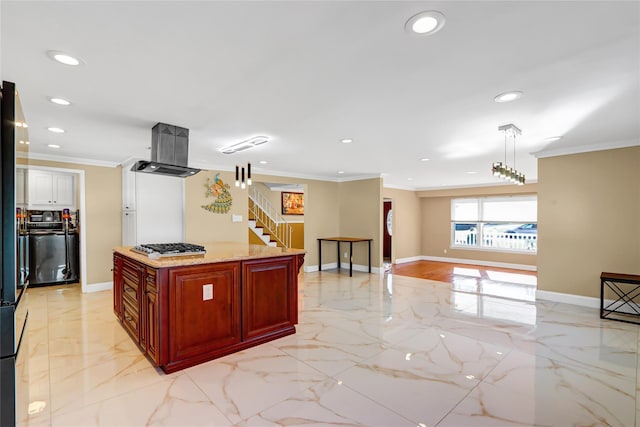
<box><xmin>131</xmin><ymin>123</ymin><xmax>201</xmax><ymax>177</ymax></box>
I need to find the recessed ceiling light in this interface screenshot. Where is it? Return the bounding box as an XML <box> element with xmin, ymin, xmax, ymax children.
<box><xmin>405</xmin><ymin>11</ymin><xmax>446</xmax><ymax>36</ymax></box>
<box><xmin>467</xmin><ymin>171</ymin><xmax>477</xmax><ymax>174</ymax></box>
<box><xmin>407</xmin><ymin>177</ymin><xmax>414</xmax><ymax>181</ymax></box>
<box><xmin>420</xmin><ymin>158</ymin><xmax>430</xmax><ymax>162</ymax></box>
<box><xmin>338</xmin><ymin>171</ymin><xmax>345</xmax><ymax>174</ymax></box>
<box><xmin>340</xmin><ymin>138</ymin><xmax>353</xmax><ymax>144</ymax></box>
<box><xmin>494</xmin><ymin>91</ymin><xmax>523</xmax><ymax>103</ymax></box>
<box><xmin>49</xmin><ymin>97</ymin><xmax>71</xmax><ymax>106</ymax></box>
<box><xmin>47</xmin><ymin>127</ymin><xmax>65</xmax><ymax>133</ymax></box>
<box><xmin>47</xmin><ymin>50</ymin><xmax>83</xmax><ymax>66</ymax></box>
<box><xmin>47</xmin><ymin>144</ymin><xmax>60</xmax><ymax>149</ymax></box>
<box><xmin>259</xmin><ymin>160</ymin><xmax>268</xmax><ymax>164</ymax></box>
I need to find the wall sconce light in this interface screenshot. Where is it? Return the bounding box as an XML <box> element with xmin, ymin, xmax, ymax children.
<box><xmin>235</xmin><ymin>163</ymin><xmax>252</xmax><ymax>189</ymax></box>
<box><xmin>492</xmin><ymin>124</ymin><xmax>525</xmax><ymax>185</ymax></box>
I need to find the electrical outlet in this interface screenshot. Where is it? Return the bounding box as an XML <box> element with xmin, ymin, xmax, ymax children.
<box><xmin>444</xmin><ymin>249</ymin><xmax>448</xmax><ymax>254</ymax></box>
<box><xmin>344</xmin><ymin>252</ymin><xmax>348</xmax><ymax>259</ymax></box>
<box><xmin>203</xmin><ymin>284</ymin><xmax>213</xmax><ymax>301</ymax></box>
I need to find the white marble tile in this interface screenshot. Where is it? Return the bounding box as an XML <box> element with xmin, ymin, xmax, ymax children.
<box><xmin>51</xmin><ymin>373</ymin><xmax>231</xmax><ymax>426</ymax></box>
<box><xmin>517</xmin><ymin>313</ymin><xmax>638</xmax><ymax>378</ymax></box>
<box><xmin>24</xmin><ymin>271</ymin><xmax>640</xmax><ymax>427</ymax></box>
<box><xmin>443</xmin><ymin>378</ymin><xmax>634</xmax><ymax>427</ymax></box>
<box><xmin>438</xmin><ymin>382</ymin><xmax>538</xmax><ymax>426</ymax></box>
<box><xmin>486</xmin><ymin>350</ymin><xmax>635</xmax><ymax>426</ymax></box>
<box><xmin>48</xmin><ymin>345</ymin><xmax>172</xmax><ymax>416</ymax></box>
<box><xmin>336</xmin><ymin>344</ymin><xmax>484</xmax><ymax>426</ymax></box>
<box><xmin>238</xmin><ymin>378</ymin><xmax>415</xmax><ymax>427</ymax></box>
<box><xmin>184</xmin><ymin>344</ymin><xmax>328</xmax><ymax>423</ymax></box>
<box><xmin>270</xmin><ymin>321</ymin><xmax>387</xmax><ymax>376</ymax></box>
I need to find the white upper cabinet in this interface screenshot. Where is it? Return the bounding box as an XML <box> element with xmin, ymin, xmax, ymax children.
<box><xmin>27</xmin><ymin>169</ymin><xmax>76</xmax><ymax>210</ymax></box>
<box><xmin>122</xmin><ymin>164</ymin><xmax>136</xmax><ymax>211</ymax></box>
<box><xmin>16</xmin><ymin>167</ymin><xmax>26</xmax><ymax>206</ymax></box>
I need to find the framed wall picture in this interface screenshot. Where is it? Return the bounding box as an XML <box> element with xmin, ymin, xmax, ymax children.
<box><xmin>281</xmin><ymin>192</ymin><xmax>304</xmax><ymax>215</ymax></box>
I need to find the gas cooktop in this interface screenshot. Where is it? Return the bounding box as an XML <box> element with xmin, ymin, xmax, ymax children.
<box><xmin>131</xmin><ymin>242</ymin><xmax>206</xmax><ymax>258</ymax></box>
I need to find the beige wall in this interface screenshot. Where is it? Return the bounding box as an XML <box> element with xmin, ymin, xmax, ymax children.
<box><xmin>382</xmin><ymin>187</ymin><xmax>421</xmax><ymax>262</ymax></box>
<box><xmin>338</xmin><ymin>178</ymin><xmax>383</xmax><ymax>267</ymax></box>
<box><xmin>184</xmin><ymin>170</ymin><xmax>248</xmax><ymax>244</ymax></box>
<box><xmin>419</xmin><ymin>184</ymin><xmax>538</xmax><ymax>267</ymax></box>
<box><xmin>19</xmin><ymin>159</ymin><xmax>122</xmax><ymax>285</ymax></box>
<box><xmin>184</xmin><ymin>170</ymin><xmax>343</xmax><ymax>267</ymax></box>
<box><xmin>538</xmin><ymin>146</ymin><xmax>640</xmax><ymax>298</ymax></box>
<box><xmin>184</xmin><ymin>171</ymin><xmax>383</xmax><ymax>269</ymax></box>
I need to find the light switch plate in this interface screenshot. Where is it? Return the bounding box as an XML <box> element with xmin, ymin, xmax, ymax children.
<box><xmin>232</xmin><ymin>214</ymin><xmax>242</xmax><ymax>222</ymax></box>
<box><xmin>203</xmin><ymin>284</ymin><xmax>213</xmax><ymax>301</ymax></box>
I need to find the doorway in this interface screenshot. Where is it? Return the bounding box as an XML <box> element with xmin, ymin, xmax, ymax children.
<box><xmin>383</xmin><ymin>199</ymin><xmax>392</xmax><ymax>265</ymax></box>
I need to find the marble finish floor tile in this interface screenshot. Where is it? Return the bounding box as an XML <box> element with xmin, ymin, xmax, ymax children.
<box><xmin>24</xmin><ymin>272</ymin><xmax>640</xmax><ymax>426</ymax></box>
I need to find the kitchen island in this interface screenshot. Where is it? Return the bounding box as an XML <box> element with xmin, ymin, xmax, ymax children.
<box><xmin>112</xmin><ymin>242</ymin><xmax>305</xmax><ymax>373</ymax></box>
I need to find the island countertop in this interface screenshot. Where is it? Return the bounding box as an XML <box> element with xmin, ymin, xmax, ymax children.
<box><xmin>113</xmin><ymin>242</ymin><xmax>305</xmax><ymax>268</ymax></box>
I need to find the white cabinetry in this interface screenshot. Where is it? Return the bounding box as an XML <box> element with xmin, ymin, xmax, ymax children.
<box><xmin>121</xmin><ymin>161</ymin><xmax>184</xmax><ymax>246</ymax></box>
<box><xmin>122</xmin><ymin>163</ymin><xmax>137</xmax><ymax>211</ymax></box>
<box><xmin>28</xmin><ymin>170</ymin><xmax>76</xmax><ymax>209</ymax></box>
<box><xmin>16</xmin><ymin>167</ymin><xmax>26</xmax><ymax>206</ymax></box>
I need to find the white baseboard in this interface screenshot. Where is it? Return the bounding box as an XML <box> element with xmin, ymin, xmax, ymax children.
<box><xmin>420</xmin><ymin>256</ymin><xmax>537</xmax><ymax>272</ymax></box>
<box><xmin>304</xmin><ymin>263</ymin><xmax>382</xmax><ymax>275</ymax></box>
<box><xmin>395</xmin><ymin>256</ymin><xmax>422</xmax><ymax>264</ymax></box>
<box><xmin>536</xmin><ymin>290</ymin><xmax>600</xmax><ymax>308</ymax></box>
<box><xmin>537</xmin><ymin>289</ymin><xmax>640</xmax><ymax>314</ymax></box>
<box><xmin>85</xmin><ymin>281</ymin><xmax>112</xmax><ymax>293</ymax></box>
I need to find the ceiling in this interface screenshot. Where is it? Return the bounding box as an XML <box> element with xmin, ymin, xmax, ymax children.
<box><xmin>2</xmin><ymin>1</ymin><xmax>639</xmax><ymax>190</ymax></box>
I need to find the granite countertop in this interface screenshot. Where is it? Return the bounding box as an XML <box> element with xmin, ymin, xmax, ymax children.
<box><xmin>113</xmin><ymin>242</ymin><xmax>305</xmax><ymax>268</ymax></box>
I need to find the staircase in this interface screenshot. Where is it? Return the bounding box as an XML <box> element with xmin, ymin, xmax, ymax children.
<box><xmin>248</xmin><ymin>187</ymin><xmax>293</xmax><ymax>248</ymax></box>
<box><xmin>248</xmin><ymin>219</ymin><xmax>278</xmax><ymax>247</ymax></box>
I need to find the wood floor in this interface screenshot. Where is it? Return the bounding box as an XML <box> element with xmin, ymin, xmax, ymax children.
<box><xmin>391</xmin><ymin>260</ymin><xmax>536</xmax><ymax>284</ymax></box>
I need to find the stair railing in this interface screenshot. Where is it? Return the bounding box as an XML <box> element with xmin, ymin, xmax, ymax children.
<box><xmin>248</xmin><ymin>187</ymin><xmax>293</xmax><ymax>248</ymax></box>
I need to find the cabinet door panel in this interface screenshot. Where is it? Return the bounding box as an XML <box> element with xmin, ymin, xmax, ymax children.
<box><xmin>242</xmin><ymin>257</ymin><xmax>295</xmax><ymax>340</ymax></box>
<box><xmin>113</xmin><ymin>255</ymin><xmax>123</xmax><ymax>316</ymax></box>
<box><xmin>28</xmin><ymin>171</ymin><xmax>54</xmax><ymax>205</ymax></box>
<box><xmin>168</xmin><ymin>262</ymin><xmax>240</xmax><ymax>362</ymax></box>
<box><xmin>53</xmin><ymin>173</ymin><xmax>74</xmax><ymax>206</ymax></box>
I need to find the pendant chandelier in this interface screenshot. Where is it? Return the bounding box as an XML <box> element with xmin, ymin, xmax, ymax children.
<box><xmin>235</xmin><ymin>163</ymin><xmax>252</xmax><ymax>189</ymax></box>
<box><xmin>492</xmin><ymin>123</ymin><xmax>525</xmax><ymax>185</ymax></box>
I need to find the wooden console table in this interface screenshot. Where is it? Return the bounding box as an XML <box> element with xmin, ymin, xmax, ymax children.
<box><xmin>600</xmin><ymin>272</ymin><xmax>640</xmax><ymax>325</ymax></box>
<box><xmin>318</xmin><ymin>237</ymin><xmax>372</xmax><ymax>277</ymax></box>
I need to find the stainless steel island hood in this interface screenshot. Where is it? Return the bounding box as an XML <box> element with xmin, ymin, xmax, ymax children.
<box><xmin>131</xmin><ymin>123</ymin><xmax>201</xmax><ymax>177</ymax></box>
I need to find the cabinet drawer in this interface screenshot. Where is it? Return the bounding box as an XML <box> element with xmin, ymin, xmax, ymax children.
<box><xmin>145</xmin><ymin>268</ymin><xmax>157</xmax><ymax>294</ymax></box>
<box><xmin>122</xmin><ymin>300</ymin><xmax>139</xmax><ymax>338</ymax></box>
<box><xmin>122</xmin><ymin>283</ymin><xmax>138</xmax><ymax>307</ymax></box>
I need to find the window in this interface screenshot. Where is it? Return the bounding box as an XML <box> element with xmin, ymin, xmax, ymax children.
<box><xmin>451</xmin><ymin>196</ymin><xmax>537</xmax><ymax>253</ymax></box>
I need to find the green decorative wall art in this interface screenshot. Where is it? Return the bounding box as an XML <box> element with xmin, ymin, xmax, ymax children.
<box><xmin>201</xmin><ymin>173</ymin><xmax>233</xmax><ymax>214</ymax></box>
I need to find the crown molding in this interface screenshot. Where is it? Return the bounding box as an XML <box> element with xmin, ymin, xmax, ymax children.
<box><xmin>532</xmin><ymin>139</ymin><xmax>639</xmax><ymax>159</ymax></box>
<box><xmin>19</xmin><ymin>151</ymin><xmax>120</xmax><ymax>168</ymax></box>
<box><xmin>416</xmin><ymin>180</ymin><xmax>538</xmax><ymax>192</ymax></box>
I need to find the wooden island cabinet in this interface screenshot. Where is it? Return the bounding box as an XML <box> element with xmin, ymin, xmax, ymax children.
<box><xmin>113</xmin><ymin>243</ymin><xmax>305</xmax><ymax>373</ymax></box>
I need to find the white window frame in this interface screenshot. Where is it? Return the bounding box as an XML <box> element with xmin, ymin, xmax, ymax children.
<box><xmin>451</xmin><ymin>196</ymin><xmax>537</xmax><ymax>254</ymax></box>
